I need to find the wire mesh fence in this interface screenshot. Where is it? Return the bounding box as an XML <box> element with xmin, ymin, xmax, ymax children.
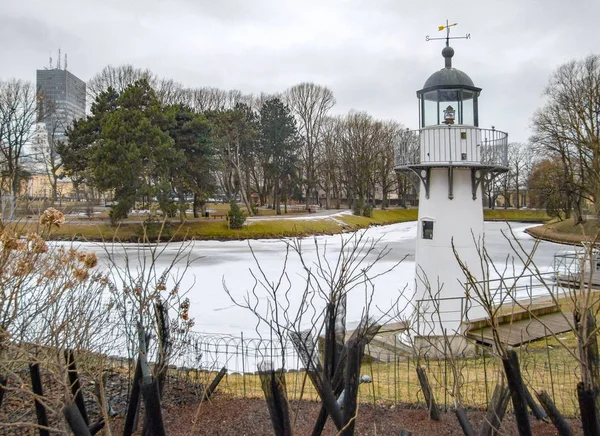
<box><xmin>113</xmin><ymin>329</ymin><xmax>581</xmax><ymax>417</ymax></box>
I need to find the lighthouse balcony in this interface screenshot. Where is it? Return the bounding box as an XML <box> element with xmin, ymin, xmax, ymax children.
<box><xmin>394</xmin><ymin>125</ymin><xmax>508</xmax><ymax>170</ymax></box>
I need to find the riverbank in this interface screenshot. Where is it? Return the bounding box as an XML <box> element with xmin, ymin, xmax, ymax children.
<box><xmin>7</xmin><ymin>208</ymin><xmax>551</xmax><ymax>242</ymax></box>
<box><xmin>525</xmin><ymin>217</ymin><xmax>600</xmax><ymax>246</ymax></box>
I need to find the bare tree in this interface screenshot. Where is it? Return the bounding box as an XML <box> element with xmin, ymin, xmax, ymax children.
<box><xmin>531</xmin><ymin>54</ymin><xmax>600</xmax><ymax>219</ymax></box>
<box><xmin>32</xmin><ymin>117</ymin><xmax>68</xmax><ymax>205</ymax></box>
<box><xmin>374</xmin><ymin>121</ymin><xmax>403</xmax><ymax>209</ymax></box>
<box><xmin>87</xmin><ymin>64</ymin><xmax>185</xmax><ymax>106</ymax></box>
<box><xmin>319</xmin><ymin>116</ymin><xmax>343</xmax><ymax>209</ymax></box>
<box><xmin>507</xmin><ymin>142</ymin><xmax>534</xmax><ymax>209</ymax></box>
<box><xmin>339</xmin><ymin>111</ymin><xmax>382</xmax><ymax>215</ymax></box>
<box><xmin>285</xmin><ymin>83</ymin><xmax>335</xmax><ymax>207</ymax></box>
<box><xmin>0</xmin><ymin>79</ymin><xmax>38</xmax><ymax>204</ymax></box>
<box><xmin>87</xmin><ymin>64</ymin><xmax>155</xmax><ymax>102</ymax></box>
<box><xmin>528</xmin><ymin>157</ymin><xmax>571</xmax><ymax>218</ymax></box>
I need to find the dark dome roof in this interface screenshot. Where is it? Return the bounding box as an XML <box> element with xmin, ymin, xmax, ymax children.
<box><xmin>423</xmin><ymin>67</ymin><xmax>475</xmax><ymax>89</ymax></box>
<box><xmin>420</xmin><ymin>45</ymin><xmax>476</xmax><ymax>90</ymax></box>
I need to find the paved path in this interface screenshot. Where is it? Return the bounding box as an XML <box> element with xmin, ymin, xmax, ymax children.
<box><xmin>60</xmin><ymin>208</ymin><xmax>352</xmax><ymax>225</ymax></box>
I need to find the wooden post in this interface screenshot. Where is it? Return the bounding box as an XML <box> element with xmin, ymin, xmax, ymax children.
<box><xmin>140</xmin><ymin>378</ymin><xmax>166</xmax><ymax>436</ymax></box>
<box><xmin>502</xmin><ymin>349</ymin><xmax>531</xmax><ymax>436</ymax></box>
<box><xmin>535</xmin><ymin>390</ymin><xmax>572</xmax><ymax>436</ymax></box>
<box><xmin>123</xmin><ymin>359</ymin><xmax>142</xmax><ymax>436</ymax></box>
<box><xmin>341</xmin><ymin>343</ymin><xmax>361</xmax><ymax>436</ymax></box>
<box><xmin>202</xmin><ymin>367</ymin><xmax>227</xmax><ymax>402</ymax></box>
<box><xmin>29</xmin><ymin>363</ymin><xmax>49</xmax><ymax>436</ymax></box>
<box><xmin>63</xmin><ymin>403</ymin><xmax>92</xmax><ymax>436</ymax></box>
<box><xmin>416</xmin><ymin>365</ymin><xmax>440</xmax><ymax>421</ymax></box>
<box><xmin>455</xmin><ymin>407</ymin><xmax>475</xmax><ymax>436</ymax></box>
<box><xmin>479</xmin><ymin>382</ymin><xmax>510</xmax><ymax>436</ymax></box>
<box><xmin>0</xmin><ymin>375</ymin><xmax>6</xmax><ymax>408</ymax></box>
<box><xmin>65</xmin><ymin>350</ymin><xmax>89</xmax><ymax>425</ymax></box>
<box><xmin>523</xmin><ymin>385</ymin><xmax>547</xmax><ymax>421</ymax></box>
<box><xmin>259</xmin><ymin>369</ymin><xmax>292</xmax><ymax>436</ymax></box>
<box><xmin>577</xmin><ymin>382</ymin><xmax>600</xmax><ymax>436</ymax></box>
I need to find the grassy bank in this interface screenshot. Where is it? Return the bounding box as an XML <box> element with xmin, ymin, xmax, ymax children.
<box><xmin>526</xmin><ymin>217</ymin><xmax>600</xmax><ymax>245</ymax></box>
<box><xmin>483</xmin><ymin>208</ymin><xmax>550</xmax><ymax>222</ymax></box>
<box><xmin>5</xmin><ymin>207</ymin><xmax>556</xmax><ymax>243</ymax></box>
<box><xmin>7</xmin><ymin>208</ymin><xmax>419</xmax><ymax>242</ymax></box>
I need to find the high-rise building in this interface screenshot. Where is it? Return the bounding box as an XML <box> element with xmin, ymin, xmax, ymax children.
<box><xmin>36</xmin><ymin>66</ymin><xmax>86</xmax><ymax>142</ymax></box>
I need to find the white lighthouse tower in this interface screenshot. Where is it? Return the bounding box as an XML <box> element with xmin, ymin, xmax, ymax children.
<box><xmin>396</xmin><ymin>25</ymin><xmax>508</xmax><ymax>352</ymax></box>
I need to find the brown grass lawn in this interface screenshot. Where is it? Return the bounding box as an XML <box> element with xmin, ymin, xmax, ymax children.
<box><xmin>526</xmin><ymin>217</ymin><xmax>600</xmax><ymax>245</ymax></box>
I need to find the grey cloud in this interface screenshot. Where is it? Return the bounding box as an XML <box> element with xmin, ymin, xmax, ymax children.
<box><xmin>2</xmin><ymin>0</ymin><xmax>599</xmax><ymax>143</ymax></box>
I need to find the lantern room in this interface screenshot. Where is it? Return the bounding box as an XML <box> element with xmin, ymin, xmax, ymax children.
<box><xmin>417</xmin><ymin>46</ymin><xmax>481</xmax><ymax>128</ymax></box>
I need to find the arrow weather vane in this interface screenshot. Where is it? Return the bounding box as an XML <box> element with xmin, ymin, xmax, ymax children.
<box><xmin>425</xmin><ymin>20</ymin><xmax>471</xmax><ymax>46</ymax></box>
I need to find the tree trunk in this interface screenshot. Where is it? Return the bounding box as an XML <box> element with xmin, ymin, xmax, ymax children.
<box><xmin>275</xmin><ymin>183</ymin><xmax>281</xmax><ymax>215</ymax></box>
<box><xmin>193</xmin><ymin>194</ymin><xmax>199</xmax><ymax>218</ymax></box>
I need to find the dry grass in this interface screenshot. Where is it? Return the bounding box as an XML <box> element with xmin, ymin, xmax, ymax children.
<box><xmin>190</xmin><ymin>342</ymin><xmax>580</xmax><ymax>416</ymax></box>
<box><xmin>526</xmin><ymin>217</ymin><xmax>600</xmax><ymax>245</ymax></box>
<box><xmin>483</xmin><ymin>209</ymin><xmax>550</xmax><ymax>222</ymax></box>
<box><xmin>4</xmin><ymin>208</ymin><xmax>419</xmax><ymax>242</ymax></box>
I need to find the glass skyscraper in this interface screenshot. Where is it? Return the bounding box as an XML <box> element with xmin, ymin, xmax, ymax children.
<box><xmin>36</xmin><ymin>68</ymin><xmax>86</xmax><ymax>141</ymax></box>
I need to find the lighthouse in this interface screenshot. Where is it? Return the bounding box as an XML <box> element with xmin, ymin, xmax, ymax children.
<box><xmin>395</xmin><ymin>24</ymin><xmax>508</xmax><ymax>352</ymax></box>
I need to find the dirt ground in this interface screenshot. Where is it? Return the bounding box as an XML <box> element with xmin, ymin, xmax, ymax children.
<box><xmin>110</xmin><ymin>395</ymin><xmax>581</xmax><ymax>436</ymax></box>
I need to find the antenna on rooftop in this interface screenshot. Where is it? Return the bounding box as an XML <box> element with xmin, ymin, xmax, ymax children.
<box><xmin>49</xmin><ymin>52</ymin><xmax>53</xmax><ymax>69</ymax></box>
<box><xmin>64</xmin><ymin>53</ymin><xmax>68</xmax><ymax>71</ymax></box>
<box><xmin>57</xmin><ymin>49</ymin><xmax>61</xmax><ymax>69</ymax></box>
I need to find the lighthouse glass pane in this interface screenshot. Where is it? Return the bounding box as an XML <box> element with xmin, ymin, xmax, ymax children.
<box><xmin>422</xmin><ymin>91</ymin><xmax>438</xmax><ymax>127</ymax></box>
<box><xmin>462</xmin><ymin>100</ymin><xmax>474</xmax><ymax>126</ymax></box>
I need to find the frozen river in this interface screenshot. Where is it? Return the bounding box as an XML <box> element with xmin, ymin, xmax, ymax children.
<box><xmin>80</xmin><ymin>221</ymin><xmax>569</xmax><ymax>339</ymax></box>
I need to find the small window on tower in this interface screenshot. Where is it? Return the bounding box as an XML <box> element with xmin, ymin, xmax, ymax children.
<box><xmin>422</xmin><ymin>220</ymin><xmax>434</xmax><ymax>240</ymax></box>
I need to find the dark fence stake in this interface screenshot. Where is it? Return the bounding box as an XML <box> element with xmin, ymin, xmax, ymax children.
<box><xmin>0</xmin><ymin>375</ymin><xmax>6</xmax><ymax>409</ymax></box>
<box><xmin>311</xmin><ymin>343</ymin><xmax>347</xmax><ymax>436</ymax></box>
<box><xmin>523</xmin><ymin>385</ymin><xmax>547</xmax><ymax>421</ymax></box>
<box><xmin>535</xmin><ymin>390</ymin><xmax>572</xmax><ymax>436</ymax></box>
<box><xmin>577</xmin><ymin>382</ymin><xmax>600</xmax><ymax>436</ymax></box>
<box><xmin>154</xmin><ymin>301</ymin><xmax>170</xmax><ymax>397</ymax></box>
<box><xmin>341</xmin><ymin>342</ymin><xmax>361</xmax><ymax>436</ymax></box>
<box><xmin>585</xmin><ymin>310</ymin><xmax>600</xmax><ymax>394</ymax></box>
<box><xmin>65</xmin><ymin>350</ymin><xmax>89</xmax><ymax>425</ymax></box>
<box><xmin>290</xmin><ymin>332</ymin><xmax>343</xmax><ymax>430</ymax></box>
<box><xmin>123</xmin><ymin>358</ymin><xmax>142</xmax><ymax>436</ymax></box>
<box><xmin>140</xmin><ymin>378</ymin><xmax>166</xmax><ymax>436</ymax></box>
<box><xmin>202</xmin><ymin>366</ymin><xmax>227</xmax><ymax>402</ymax></box>
<box><xmin>259</xmin><ymin>369</ymin><xmax>292</xmax><ymax>436</ymax></box>
<box><xmin>29</xmin><ymin>363</ymin><xmax>50</xmax><ymax>436</ymax></box>
<box><xmin>479</xmin><ymin>382</ymin><xmax>510</xmax><ymax>436</ymax></box>
<box><xmin>455</xmin><ymin>407</ymin><xmax>475</xmax><ymax>436</ymax></box>
<box><xmin>63</xmin><ymin>403</ymin><xmax>92</xmax><ymax>436</ymax></box>
<box><xmin>502</xmin><ymin>349</ymin><xmax>531</xmax><ymax>436</ymax></box>
<box><xmin>416</xmin><ymin>365</ymin><xmax>440</xmax><ymax>421</ymax></box>
<box><xmin>88</xmin><ymin>419</ymin><xmax>105</xmax><ymax>435</ymax></box>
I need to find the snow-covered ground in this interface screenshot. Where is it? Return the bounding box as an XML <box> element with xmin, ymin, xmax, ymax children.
<box><xmin>70</xmin><ymin>221</ymin><xmax>569</xmax><ymax>340</ymax></box>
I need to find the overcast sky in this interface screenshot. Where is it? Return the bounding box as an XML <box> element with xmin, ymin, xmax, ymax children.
<box><xmin>1</xmin><ymin>0</ymin><xmax>599</xmax><ymax>142</ymax></box>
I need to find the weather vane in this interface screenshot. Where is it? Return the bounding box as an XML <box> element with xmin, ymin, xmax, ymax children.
<box><xmin>425</xmin><ymin>20</ymin><xmax>471</xmax><ymax>46</ymax></box>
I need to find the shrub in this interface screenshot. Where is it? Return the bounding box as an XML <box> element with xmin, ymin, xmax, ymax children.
<box><xmin>109</xmin><ymin>202</ymin><xmax>129</xmax><ymax>224</ymax></box>
<box><xmin>227</xmin><ymin>201</ymin><xmax>246</xmax><ymax>229</ymax></box>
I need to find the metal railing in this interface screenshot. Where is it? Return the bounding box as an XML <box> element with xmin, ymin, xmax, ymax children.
<box><xmin>395</xmin><ymin>126</ymin><xmax>508</xmax><ymax>168</ymax></box>
<box><xmin>553</xmin><ymin>250</ymin><xmax>600</xmax><ymax>276</ymax></box>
